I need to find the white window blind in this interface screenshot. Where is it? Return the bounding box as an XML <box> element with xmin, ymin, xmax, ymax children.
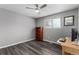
<box><xmin>52</xmin><ymin>18</ymin><xmax>61</xmax><ymax>28</ymax></box>
<box><xmin>45</xmin><ymin>18</ymin><xmax>61</xmax><ymax>28</ymax></box>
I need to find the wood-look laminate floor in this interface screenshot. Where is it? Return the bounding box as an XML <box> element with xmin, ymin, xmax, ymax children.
<box><xmin>0</xmin><ymin>40</ymin><xmax>62</xmax><ymax>55</ymax></box>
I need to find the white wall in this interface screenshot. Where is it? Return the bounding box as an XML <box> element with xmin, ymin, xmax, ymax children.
<box><xmin>78</xmin><ymin>8</ymin><xmax>79</xmax><ymax>32</ymax></box>
<box><xmin>0</xmin><ymin>8</ymin><xmax>35</xmax><ymax>48</ymax></box>
<box><xmin>36</xmin><ymin>9</ymin><xmax>78</xmax><ymax>43</ymax></box>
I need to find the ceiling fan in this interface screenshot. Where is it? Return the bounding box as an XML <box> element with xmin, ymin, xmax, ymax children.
<box><xmin>26</xmin><ymin>4</ymin><xmax>47</xmax><ymax>13</ymax></box>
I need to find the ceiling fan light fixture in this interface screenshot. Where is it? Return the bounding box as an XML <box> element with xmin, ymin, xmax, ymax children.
<box><xmin>26</xmin><ymin>4</ymin><xmax>47</xmax><ymax>14</ymax></box>
<box><xmin>35</xmin><ymin>9</ymin><xmax>40</xmax><ymax>13</ymax></box>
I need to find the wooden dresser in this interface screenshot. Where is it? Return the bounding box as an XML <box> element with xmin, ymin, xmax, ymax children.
<box><xmin>35</xmin><ymin>27</ymin><xmax>43</xmax><ymax>41</ymax></box>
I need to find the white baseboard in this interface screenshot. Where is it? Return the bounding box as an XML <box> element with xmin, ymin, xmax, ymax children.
<box><xmin>0</xmin><ymin>38</ymin><xmax>34</xmax><ymax>49</ymax></box>
<box><xmin>44</xmin><ymin>39</ymin><xmax>58</xmax><ymax>44</ymax></box>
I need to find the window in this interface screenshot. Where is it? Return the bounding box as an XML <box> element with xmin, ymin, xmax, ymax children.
<box><xmin>52</xmin><ymin>18</ymin><xmax>61</xmax><ymax>28</ymax></box>
<box><xmin>45</xmin><ymin>18</ymin><xmax>61</xmax><ymax>28</ymax></box>
<box><xmin>45</xmin><ymin>19</ymin><xmax>52</xmax><ymax>28</ymax></box>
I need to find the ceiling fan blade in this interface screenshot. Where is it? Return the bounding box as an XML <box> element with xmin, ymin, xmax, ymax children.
<box><xmin>35</xmin><ymin>4</ymin><xmax>39</xmax><ymax>8</ymax></box>
<box><xmin>40</xmin><ymin>4</ymin><xmax>47</xmax><ymax>9</ymax></box>
<box><xmin>26</xmin><ymin>7</ymin><xmax>35</xmax><ymax>9</ymax></box>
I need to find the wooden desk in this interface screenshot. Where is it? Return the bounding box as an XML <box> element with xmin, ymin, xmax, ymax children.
<box><xmin>57</xmin><ymin>37</ymin><xmax>79</xmax><ymax>55</ymax></box>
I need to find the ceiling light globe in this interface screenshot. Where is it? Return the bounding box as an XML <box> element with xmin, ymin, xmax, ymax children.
<box><xmin>35</xmin><ymin>10</ymin><xmax>40</xmax><ymax>13</ymax></box>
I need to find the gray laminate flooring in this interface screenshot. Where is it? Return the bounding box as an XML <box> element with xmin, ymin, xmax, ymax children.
<box><xmin>0</xmin><ymin>40</ymin><xmax>62</xmax><ymax>55</ymax></box>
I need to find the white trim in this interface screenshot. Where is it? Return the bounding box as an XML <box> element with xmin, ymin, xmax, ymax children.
<box><xmin>44</xmin><ymin>39</ymin><xmax>58</xmax><ymax>44</ymax></box>
<box><xmin>0</xmin><ymin>38</ymin><xmax>34</xmax><ymax>49</ymax></box>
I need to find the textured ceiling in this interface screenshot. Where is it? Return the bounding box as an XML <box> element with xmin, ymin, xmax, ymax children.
<box><xmin>0</xmin><ymin>4</ymin><xmax>79</xmax><ymax>18</ymax></box>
